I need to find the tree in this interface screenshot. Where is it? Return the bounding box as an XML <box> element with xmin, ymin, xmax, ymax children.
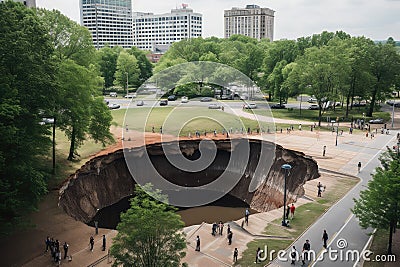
<box><xmin>114</xmin><ymin>50</ymin><xmax>140</xmax><ymax>92</ymax></box>
<box><xmin>36</xmin><ymin>8</ymin><xmax>95</xmax><ymax>67</ymax></box>
<box><xmin>111</xmin><ymin>184</ymin><xmax>186</xmax><ymax>267</ymax></box>
<box><xmin>0</xmin><ymin>1</ymin><xmax>57</xmax><ymax>234</ymax></box>
<box><xmin>366</xmin><ymin>43</ymin><xmax>400</xmax><ymax>117</ymax></box>
<box><xmin>353</xmin><ymin>149</ymin><xmax>400</xmax><ymax>254</ymax></box>
<box><xmin>129</xmin><ymin>46</ymin><xmax>153</xmax><ymax>87</ymax></box>
<box><xmin>97</xmin><ymin>45</ymin><xmax>122</xmax><ymax>88</ymax></box>
<box><xmin>57</xmin><ymin>60</ymin><xmax>113</xmax><ymax>160</ymax></box>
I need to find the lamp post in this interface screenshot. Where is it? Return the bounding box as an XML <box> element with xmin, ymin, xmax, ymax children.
<box><xmin>335</xmin><ymin>117</ymin><xmax>339</xmax><ymax>146</ymax></box>
<box><xmin>126</xmin><ymin>72</ymin><xmax>129</xmax><ymax>96</ymax></box>
<box><xmin>281</xmin><ymin>164</ymin><xmax>292</xmax><ymax>226</ymax></box>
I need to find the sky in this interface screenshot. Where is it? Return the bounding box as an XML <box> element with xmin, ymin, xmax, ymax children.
<box><xmin>36</xmin><ymin>0</ymin><xmax>400</xmax><ymax>41</ymax></box>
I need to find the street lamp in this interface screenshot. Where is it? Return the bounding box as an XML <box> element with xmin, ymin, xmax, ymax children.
<box><xmin>281</xmin><ymin>164</ymin><xmax>292</xmax><ymax>226</ymax></box>
<box><xmin>335</xmin><ymin>117</ymin><xmax>339</xmax><ymax>146</ymax></box>
<box><xmin>126</xmin><ymin>72</ymin><xmax>129</xmax><ymax>96</ymax></box>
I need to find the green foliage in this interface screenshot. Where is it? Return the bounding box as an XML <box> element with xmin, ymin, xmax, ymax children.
<box><xmin>97</xmin><ymin>45</ymin><xmax>122</xmax><ymax>88</ymax></box>
<box><xmin>111</xmin><ymin>184</ymin><xmax>186</xmax><ymax>267</ymax></box>
<box><xmin>0</xmin><ymin>1</ymin><xmax>57</xmax><ymax>234</ymax></box>
<box><xmin>353</xmin><ymin>150</ymin><xmax>400</xmax><ymax>254</ymax></box>
<box><xmin>114</xmin><ymin>50</ymin><xmax>140</xmax><ymax>91</ymax></box>
<box><xmin>129</xmin><ymin>46</ymin><xmax>153</xmax><ymax>86</ymax></box>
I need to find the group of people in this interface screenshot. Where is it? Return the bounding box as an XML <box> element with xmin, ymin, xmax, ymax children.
<box><xmin>289</xmin><ymin>230</ymin><xmax>329</xmax><ymax>265</ymax></box>
<box><xmin>210</xmin><ymin>221</ymin><xmax>234</xmax><ymax>245</ymax></box>
<box><xmin>285</xmin><ymin>203</ymin><xmax>296</xmax><ymax>220</ymax></box>
<box><xmin>317</xmin><ymin>182</ymin><xmax>326</xmax><ymax>197</ymax></box>
<box><xmin>44</xmin><ymin>237</ymin><xmax>70</xmax><ymax>265</ymax></box>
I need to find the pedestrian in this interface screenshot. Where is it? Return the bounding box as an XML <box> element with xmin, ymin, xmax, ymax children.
<box><xmin>255</xmin><ymin>247</ymin><xmax>262</xmax><ymax>263</ymax></box>
<box><xmin>45</xmin><ymin>236</ymin><xmax>51</xmax><ymax>252</ymax></box>
<box><xmin>102</xmin><ymin>234</ymin><xmax>106</xmax><ymax>251</ymax></box>
<box><xmin>290</xmin><ymin>246</ymin><xmax>297</xmax><ymax>265</ymax></box>
<box><xmin>219</xmin><ymin>221</ymin><xmax>224</xmax><ymax>235</ymax></box>
<box><xmin>358</xmin><ymin>161</ymin><xmax>362</xmax><ymax>172</ymax></box>
<box><xmin>94</xmin><ymin>220</ymin><xmax>98</xmax><ymax>235</ymax></box>
<box><xmin>63</xmin><ymin>242</ymin><xmax>69</xmax><ymax>259</ymax></box>
<box><xmin>233</xmin><ymin>248</ymin><xmax>238</xmax><ymax>262</ymax></box>
<box><xmin>228</xmin><ymin>231</ymin><xmax>233</xmax><ymax>245</ymax></box>
<box><xmin>211</xmin><ymin>222</ymin><xmax>217</xmax><ymax>236</ymax></box>
<box><xmin>322</xmin><ymin>230</ymin><xmax>329</xmax><ymax>248</ymax></box>
<box><xmin>56</xmin><ymin>250</ymin><xmax>61</xmax><ymax>266</ymax></box>
<box><xmin>302</xmin><ymin>239</ymin><xmax>311</xmax><ymax>265</ymax></box>
<box><xmin>290</xmin><ymin>204</ymin><xmax>296</xmax><ymax>219</ymax></box>
<box><xmin>152</xmin><ymin>126</ymin><xmax>155</xmax><ymax>133</ymax></box>
<box><xmin>245</xmin><ymin>208</ymin><xmax>250</xmax><ymax>226</ymax></box>
<box><xmin>227</xmin><ymin>224</ymin><xmax>231</xmax><ymax>234</ymax></box>
<box><xmin>317</xmin><ymin>182</ymin><xmax>323</xmax><ymax>197</ymax></box>
<box><xmin>322</xmin><ymin>145</ymin><xmax>326</xmax><ymax>157</ymax></box>
<box><xmin>286</xmin><ymin>205</ymin><xmax>290</xmax><ymax>219</ymax></box>
<box><xmin>195</xmin><ymin>235</ymin><xmax>201</xmax><ymax>251</ymax></box>
<box><xmin>89</xmin><ymin>236</ymin><xmax>94</xmax><ymax>251</ymax></box>
<box><xmin>160</xmin><ymin>126</ymin><xmax>163</xmax><ymax>134</ymax></box>
<box><xmin>299</xmin><ymin>124</ymin><xmax>302</xmax><ymax>131</ymax></box>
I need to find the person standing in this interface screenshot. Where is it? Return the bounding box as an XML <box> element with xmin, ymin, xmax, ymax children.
<box><xmin>302</xmin><ymin>240</ymin><xmax>311</xmax><ymax>265</ymax></box>
<box><xmin>45</xmin><ymin>236</ymin><xmax>51</xmax><ymax>252</ymax></box>
<box><xmin>245</xmin><ymin>208</ymin><xmax>250</xmax><ymax>226</ymax></box>
<box><xmin>286</xmin><ymin>205</ymin><xmax>290</xmax><ymax>219</ymax></box>
<box><xmin>63</xmin><ymin>242</ymin><xmax>69</xmax><ymax>259</ymax></box>
<box><xmin>102</xmin><ymin>235</ymin><xmax>106</xmax><ymax>251</ymax></box>
<box><xmin>317</xmin><ymin>182</ymin><xmax>323</xmax><ymax>197</ymax></box>
<box><xmin>322</xmin><ymin>230</ymin><xmax>329</xmax><ymax>248</ymax></box>
<box><xmin>358</xmin><ymin>161</ymin><xmax>362</xmax><ymax>172</ymax></box>
<box><xmin>233</xmin><ymin>248</ymin><xmax>238</xmax><ymax>262</ymax></box>
<box><xmin>219</xmin><ymin>221</ymin><xmax>224</xmax><ymax>235</ymax></box>
<box><xmin>195</xmin><ymin>236</ymin><xmax>201</xmax><ymax>251</ymax></box>
<box><xmin>228</xmin><ymin>231</ymin><xmax>233</xmax><ymax>245</ymax></box>
<box><xmin>94</xmin><ymin>220</ymin><xmax>98</xmax><ymax>235</ymax></box>
<box><xmin>227</xmin><ymin>224</ymin><xmax>231</xmax><ymax>235</ymax></box>
<box><xmin>290</xmin><ymin>246</ymin><xmax>297</xmax><ymax>265</ymax></box>
<box><xmin>322</xmin><ymin>145</ymin><xmax>326</xmax><ymax>157</ymax></box>
<box><xmin>89</xmin><ymin>236</ymin><xmax>94</xmax><ymax>251</ymax></box>
<box><xmin>290</xmin><ymin>204</ymin><xmax>296</xmax><ymax>219</ymax></box>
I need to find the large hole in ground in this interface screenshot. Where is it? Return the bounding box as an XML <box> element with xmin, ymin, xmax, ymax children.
<box><xmin>88</xmin><ymin>193</ymin><xmax>257</xmax><ymax>229</ymax></box>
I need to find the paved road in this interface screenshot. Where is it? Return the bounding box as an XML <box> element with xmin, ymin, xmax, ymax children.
<box><xmin>271</xmin><ymin>132</ymin><xmax>399</xmax><ymax>267</ymax></box>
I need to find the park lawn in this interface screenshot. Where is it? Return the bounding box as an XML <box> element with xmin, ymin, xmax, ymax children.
<box><xmin>235</xmin><ymin>239</ymin><xmax>292</xmax><ymax>266</ymax></box>
<box><xmin>120</xmin><ymin>107</ymin><xmax>274</xmax><ymax>136</ymax></box>
<box><xmin>240</xmin><ymin>176</ymin><xmax>359</xmax><ymax>265</ymax></box>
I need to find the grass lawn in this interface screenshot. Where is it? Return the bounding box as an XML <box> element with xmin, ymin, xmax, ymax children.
<box><xmin>119</xmin><ymin>107</ymin><xmax>275</xmax><ymax>136</ymax></box>
<box><xmin>235</xmin><ymin>239</ymin><xmax>293</xmax><ymax>266</ymax></box>
<box><xmin>239</xmin><ymin>176</ymin><xmax>359</xmax><ymax>266</ymax></box>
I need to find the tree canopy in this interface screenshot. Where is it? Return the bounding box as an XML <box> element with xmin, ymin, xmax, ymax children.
<box><xmin>111</xmin><ymin>184</ymin><xmax>187</xmax><ymax>267</ymax></box>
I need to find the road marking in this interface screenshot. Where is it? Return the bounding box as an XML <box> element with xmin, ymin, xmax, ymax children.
<box><xmin>352</xmin><ymin>229</ymin><xmax>377</xmax><ymax>267</ymax></box>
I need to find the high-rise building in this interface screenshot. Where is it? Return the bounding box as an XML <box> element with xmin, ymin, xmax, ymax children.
<box><xmin>224</xmin><ymin>4</ymin><xmax>274</xmax><ymax>41</ymax></box>
<box><xmin>80</xmin><ymin>0</ymin><xmax>133</xmax><ymax>49</ymax></box>
<box><xmin>1</xmin><ymin>0</ymin><xmax>36</xmax><ymax>7</ymax></box>
<box><xmin>132</xmin><ymin>4</ymin><xmax>202</xmax><ymax>51</ymax></box>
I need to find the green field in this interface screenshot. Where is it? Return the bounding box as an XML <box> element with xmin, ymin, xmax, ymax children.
<box><xmin>113</xmin><ymin>107</ymin><xmax>275</xmax><ymax>136</ymax></box>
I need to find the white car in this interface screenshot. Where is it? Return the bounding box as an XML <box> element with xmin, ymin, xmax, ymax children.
<box><xmin>244</xmin><ymin>103</ymin><xmax>257</xmax><ymax>109</ymax></box>
<box><xmin>181</xmin><ymin>96</ymin><xmax>189</xmax><ymax>103</ymax></box>
<box><xmin>124</xmin><ymin>93</ymin><xmax>136</xmax><ymax>98</ymax></box>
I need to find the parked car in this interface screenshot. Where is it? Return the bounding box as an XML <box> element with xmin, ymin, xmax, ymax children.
<box><xmin>109</xmin><ymin>92</ymin><xmax>117</xmax><ymax>97</ymax></box>
<box><xmin>200</xmin><ymin>97</ymin><xmax>212</xmax><ymax>102</ymax></box>
<box><xmin>244</xmin><ymin>103</ymin><xmax>257</xmax><ymax>109</ymax></box>
<box><xmin>308</xmin><ymin>104</ymin><xmax>319</xmax><ymax>110</ymax></box>
<box><xmin>136</xmin><ymin>100</ymin><xmax>144</xmax><ymax>106</ymax></box>
<box><xmin>307</xmin><ymin>97</ymin><xmax>317</xmax><ymax>103</ymax></box>
<box><xmin>108</xmin><ymin>103</ymin><xmax>120</xmax><ymax>109</ymax></box>
<box><xmin>208</xmin><ymin>103</ymin><xmax>221</xmax><ymax>109</ymax></box>
<box><xmin>159</xmin><ymin>100</ymin><xmax>168</xmax><ymax>106</ymax></box>
<box><xmin>270</xmin><ymin>103</ymin><xmax>286</xmax><ymax>109</ymax></box>
<box><xmin>181</xmin><ymin>96</ymin><xmax>189</xmax><ymax>103</ymax></box>
<box><xmin>369</xmin><ymin>118</ymin><xmax>384</xmax><ymax>124</ymax></box>
<box><xmin>394</xmin><ymin>102</ymin><xmax>400</xmax><ymax>108</ymax></box>
<box><xmin>167</xmin><ymin>95</ymin><xmax>177</xmax><ymax>101</ymax></box>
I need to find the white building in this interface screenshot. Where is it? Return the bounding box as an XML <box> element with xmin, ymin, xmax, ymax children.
<box><xmin>133</xmin><ymin>4</ymin><xmax>202</xmax><ymax>51</ymax></box>
<box><xmin>80</xmin><ymin>0</ymin><xmax>133</xmax><ymax>49</ymax></box>
<box><xmin>1</xmin><ymin>0</ymin><xmax>36</xmax><ymax>7</ymax></box>
<box><xmin>224</xmin><ymin>4</ymin><xmax>274</xmax><ymax>41</ymax></box>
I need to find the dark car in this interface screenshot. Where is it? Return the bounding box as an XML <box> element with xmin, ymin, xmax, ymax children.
<box><xmin>159</xmin><ymin>100</ymin><xmax>168</xmax><ymax>106</ymax></box>
<box><xmin>394</xmin><ymin>102</ymin><xmax>400</xmax><ymax>108</ymax></box>
<box><xmin>167</xmin><ymin>95</ymin><xmax>177</xmax><ymax>101</ymax></box>
<box><xmin>270</xmin><ymin>103</ymin><xmax>286</xmax><ymax>109</ymax></box>
<box><xmin>369</xmin><ymin>118</ymin><xmax>384</xmax><ymax>124</ymax></box>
